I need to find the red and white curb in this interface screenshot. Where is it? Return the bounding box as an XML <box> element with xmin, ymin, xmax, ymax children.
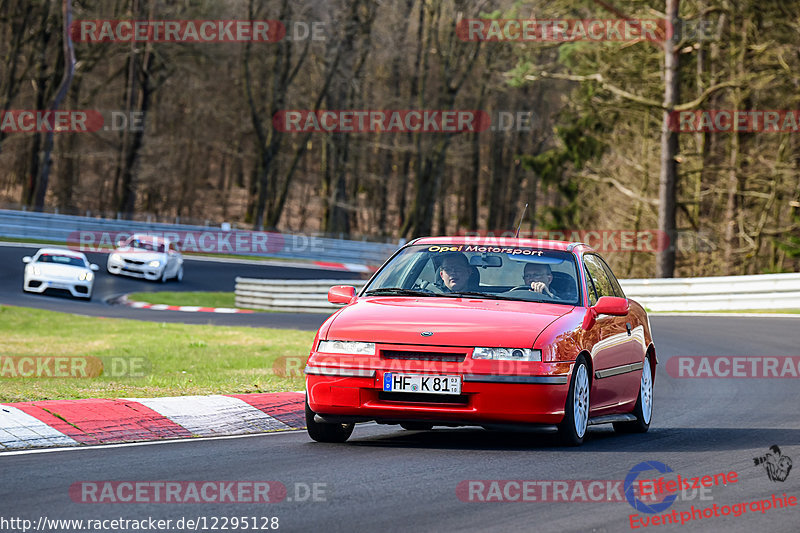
<box><xmin>126</xmin><ymin>300</ymin><xmax>255</xmax><ymax>314</ymax></box>
<box><xmin>119</xmin><ymin>294</ymin><xmax>254</xmax><ymax>314</ymax></box>
<box><xmin>0</xmin><ymin>392</ymin><xmax>305</xmax><ymax>451</ymax></box>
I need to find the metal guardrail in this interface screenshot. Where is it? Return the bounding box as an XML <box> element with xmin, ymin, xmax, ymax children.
<box><xmin>621</xmin><ymin>273</ymin><xmax>800</xmax><ymax>312</ymax></box>
<box><xmin>235</xmin><ymin>273</ymin><xmax>800</xmax><ymax>313</ymax></box>
<box><xmin>0</xmin><ymin>208</ymin><xmax>399</xmax><ymax>266</ymax></box>
<box><xmin>235</xmin><ymin>278</ymin><xmax>367</xmax><ymax>313</ymax></box>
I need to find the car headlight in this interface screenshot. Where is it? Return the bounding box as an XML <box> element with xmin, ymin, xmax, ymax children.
<box><xmin>30</xmin><ymin>266</ymin><xmax>41</xmax><ymax>276</ymax></box>
<box><xmin>317</xmin><ymin>340</ymin><xmax>376</xmax><ymax>355</ymax></box>
<box><xmin>472</xmin><ymin>347</ymin><xmax>542</xmax><ymax>361</ymax></box>
<box><xmin>147</xmin><ymin>260</ymin><xmax>161</xmax><ymax>268</ymax></box>
<box><xmin>78</xmin><ymin>271</ymin><xmax>94</xmax><ymax>281</ymax></box>
<box><xmin>110</xmin><ymin>253</ymin><xmax>121</xmax><ymax>262</ymax></box>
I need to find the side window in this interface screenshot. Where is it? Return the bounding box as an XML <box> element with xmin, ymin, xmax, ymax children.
<box><xmin>598</xmin><ymin>257</ymin><xmax>625</xmax><ymax>298</ymax></box>
<box><xmin>583</xmin><ymin>255</ymin><xmax>615</xmax><ymax>299</ymax></box>
<box><xmin>416</xmin><ymin>257</ymin><xmax>436</xmax><ymax>286</ymax></box>
<box><xmin>584</xmin><ymin>266</ymin><xmax>598</xmax><ymax>306</ymax></box>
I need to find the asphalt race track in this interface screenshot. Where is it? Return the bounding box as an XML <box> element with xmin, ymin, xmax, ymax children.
<box><xmin>0</xmin><ymin>243</ymin><xmax>361</xmax><ymax>328</ymax></box>
<box><xmin>1</xmin><ymin>316</ymin><xmax>799</xmax><ymax>532</ymax></box>
<box><xmin>1</xmin><ymin>243</ymin><xmax>799</xmax><ymax>532</ymax></box>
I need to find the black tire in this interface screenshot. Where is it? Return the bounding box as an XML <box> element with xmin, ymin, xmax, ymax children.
<box><xmin>400</xmin><ymin>422</ymin><xmax>433</xmax><ymax>431</ymax></box>
<box><xmin>614</xmin><ymin>355</ymin><xmax>653</xmax><ymax>434</ymax></box>
<box><xmin>558</xmin><ymin>356</ymin><xmax>590</xmax><ymax>446</ymax></box>
<box><xmin>305</xmin><ymin>398</ymin><xmax>354</xmax><ymax>443</ymax></box>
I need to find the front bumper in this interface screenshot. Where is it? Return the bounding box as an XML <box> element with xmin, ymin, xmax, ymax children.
<box><xmin>305</xmin><ymin>348</ymin><xmax>574</xmax><ymax>426</ymax></box>
<box><xmin>24</xmin><ymin>277</ymin><xmax>92</xmax><ymax>298</ymax></box>
<box><xmin>107</xmin><ymin>258</ymin><xmax>162</xmax><ymax>280</ymax></box>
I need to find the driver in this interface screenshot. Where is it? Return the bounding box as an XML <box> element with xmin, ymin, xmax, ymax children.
<box><xmin>439</xmin><ymin>253</ymin><xmax>478</xmax><ymax>292</ymax></box>
<box><xmin>523</xmin><ymin>263</ymin><xmax>558</xmax><ymax>298</ymax></box>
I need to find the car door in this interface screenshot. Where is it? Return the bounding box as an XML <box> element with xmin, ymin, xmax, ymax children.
<box><xmin>583</xmin><ymin>254</ymin><xmax>639</xmax><ymax>409</ymax></box>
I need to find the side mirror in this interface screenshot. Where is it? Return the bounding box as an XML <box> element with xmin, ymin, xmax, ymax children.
<box><xmin>594</xmin><ymin>296</ymin><xmax>629</xmax><ymax>316</ymax></box>
<box><xmin>328</xmin><ymin>285</ymin><xmax>356</xmax><ymax>305</ymax></box>
<box><xmin>117</xmin><ymin>239</ymin><xmax>126</xmax><ymax>247</ymax></box>
<box><xmin>22</xmin><ymin>256</ymin><xmax>32</xmax><ymax>264</ymax></box>
<box><xmin>90</xmin><ymin>264</ymin><xmax>100</xmax><ymax>271</ymax></box>
<box><xmin>582</xmin><ymin>296</ymin><xmax>629</xmax><ymax>329</ymax></box>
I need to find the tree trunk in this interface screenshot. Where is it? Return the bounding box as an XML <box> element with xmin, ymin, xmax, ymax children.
<box><xmin>657</xmin><ymin>0</ymin><xmax>681</xmax><ymax>278</ymax></box>
<box><xmin>34</xmin><ymin>0</ymin><xmax>75</xmax><ymax>212</ymax></box>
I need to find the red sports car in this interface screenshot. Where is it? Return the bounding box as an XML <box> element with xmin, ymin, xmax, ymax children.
<box><xmin>304</xmin><ymin>237</ymin><xmax>656</xmax><ymax>445</ymax></box>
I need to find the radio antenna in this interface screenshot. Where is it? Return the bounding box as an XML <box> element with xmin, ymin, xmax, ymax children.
<box><xmin>514</xmin><ymin>203</ymin><xmax>529</xmax><ymax>238</ymax></box>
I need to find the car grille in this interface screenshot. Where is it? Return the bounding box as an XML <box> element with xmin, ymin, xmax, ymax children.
<box><xmin>378</xmin><ymin>391</ymin><xmax>469</xmax><ymax>404</ymax></box>
<box><xmin>124</xmin><ymin>258</ymin><xmax>145</xmax><ymax>265</ymax></box>
<box><xmin>381</xmin><ymin>350</ymin><xmax>466</xmax><ymax>363</ymax></box>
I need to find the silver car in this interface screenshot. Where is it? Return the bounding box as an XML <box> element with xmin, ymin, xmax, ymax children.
<box><xmin>106</xmin><ymin>234</ymin><xmax>184</xmax><ymax>282</ymax></box>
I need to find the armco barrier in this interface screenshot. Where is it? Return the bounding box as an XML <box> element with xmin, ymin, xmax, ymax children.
<box><xmin>0</xmin><ymin>209</ymin><xmax>398</xmax><ymax>266</ymax></box>
<box><xmin>621</xmin><ymin>273</ymin><xmax>800</xmax><ymax>312</ymax></box>
<box><xmin>235</xmin><ymin>278</ymin><xmax>368</xmax><ymax>313</ymax></box>
<box><xmin>235</xmin><ymin>273</ymin><xmax>800</xmax><ymax>313</ymax></box>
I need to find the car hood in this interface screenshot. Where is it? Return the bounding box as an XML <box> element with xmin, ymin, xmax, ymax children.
<box><xmin>324</xmin><ymin>297</ymin><xmax>573</xmax><ymax>347</ymax></box>
<box><xmin>113</xmin><ymin>249</ymin><xmax>167</xmax><ymax>263</ymax></box>
<box><xmin>32</xmin><ymin>263</ymin><xmax>87</xmax><ymax>280</ymax></box>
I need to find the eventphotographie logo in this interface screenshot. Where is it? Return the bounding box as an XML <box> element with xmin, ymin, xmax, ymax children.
<box><xmin>754</xmin><ymin>446</ymin><xmax>793</xmax><ymax>483</ymax></box>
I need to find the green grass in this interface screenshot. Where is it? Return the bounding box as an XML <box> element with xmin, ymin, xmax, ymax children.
<box><xmin>0</xmin><ymin>305</ymin><xmax>312</xmax><ymax>402</ymax></box>
<box><xmin>128</xmin><ymin>291</ymin><xmax>237</xmax><ymax>309</ymax></box>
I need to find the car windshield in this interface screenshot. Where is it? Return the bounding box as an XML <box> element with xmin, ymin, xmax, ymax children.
<box><xmin>37</xmin><ymin>254</ymin><xmax>85</xmax><ymax>267</ymax></box>
<box><xmin>363</xmin><ymin>244</ymin><xmax>580</xmax><ymax>305</ymax></box>
<box><xmin>128</xmin><ymin>239</ymin><xmax>166</xmax><ymax>253</ymax></box>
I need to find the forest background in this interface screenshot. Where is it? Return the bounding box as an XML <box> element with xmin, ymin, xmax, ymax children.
<box><xmin>1</xmin><ymin>0</ymin><xmax>799</xmax><ymax>278</ymax></box>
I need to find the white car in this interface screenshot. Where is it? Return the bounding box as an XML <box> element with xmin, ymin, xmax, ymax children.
<box><xmin>23</xmin><ymin>248</ymin><xmax>99</xmax><ymax>300</ymax></box>
<box><xmin>106</xmin><ymin>234</ymin><xmax>184</xmax><ymax>282</ymax></box>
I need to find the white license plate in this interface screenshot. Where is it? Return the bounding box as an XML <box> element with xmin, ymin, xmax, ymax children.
<box><xmin>383</xmin><ymin>373</ymin><xmax>461</xmax><ymax>395</ymax></box>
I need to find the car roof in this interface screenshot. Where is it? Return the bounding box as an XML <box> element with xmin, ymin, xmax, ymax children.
<box><xmin>409</xmin><ymin>236</ymin><xmax>595</xmax><ymax>254</ymax></box>
<box><xmin>35</xmin><ymin>248</ymin><xmax>88</xmax><ymax>259</ymax></box>
<box><xmin>129</xmin><ymin>233</ymin><xmax>169</xmax><ymax>244</ymax></box>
